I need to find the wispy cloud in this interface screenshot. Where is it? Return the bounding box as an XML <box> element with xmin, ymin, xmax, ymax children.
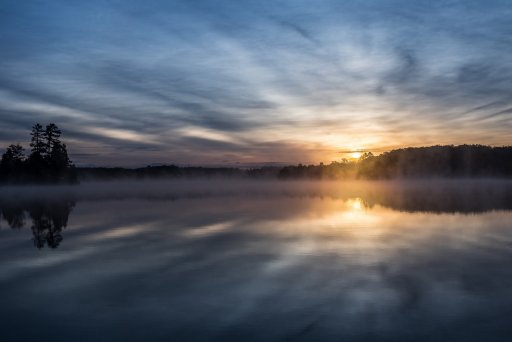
<box><xmin>1</xmin><ymin>0</ymin><xmax>512</xmax><ymax>165</ymax></box>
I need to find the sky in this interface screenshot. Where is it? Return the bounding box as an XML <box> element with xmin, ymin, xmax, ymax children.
<box><xmin>1</xmin><ymin>0</ymin><xmax>512</xmax><ymax>166</ymax></box>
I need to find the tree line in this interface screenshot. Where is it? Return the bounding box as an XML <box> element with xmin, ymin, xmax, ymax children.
<box><xmin>3</xmin><ymin>129</ymin><xmax>512</xmax><ymax>183</ymax></box>
<box><xmin>76</xmin><ymin>165</ymin><xmax>280</xmax><ymax>180</ymax></box>
<box><xmin>81</xmin><ymin>144</ymin><xmax>512</xmax><ymax>181</ymax></box>
<box><xmin>0</xmin><ymin>123</ymin><xmax>77</xmax><ymax>184</ymax></box>
<box><xmin>279</xmin><ymin>145</ymin><xmax>512</xmax><ymax>179</ymax></box>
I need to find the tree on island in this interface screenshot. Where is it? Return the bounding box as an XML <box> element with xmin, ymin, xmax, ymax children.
<box><xmin>0</xmin><ymin>123</ymin><xmax>77</xmax><ymax>184</ymax></box>
<box><xmin>0</xmin><ymin>144</ymin><xmax>26</xmax><ymax>183</ymax></box>
<box><xmin>30</xmin><ymin>123</ymin><xmax>46</xmax><ymax>155</ymax></box>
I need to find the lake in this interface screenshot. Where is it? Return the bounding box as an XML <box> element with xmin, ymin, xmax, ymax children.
<box><xmin>1</xmin><ymin>180</ymin><xmax>512</xmax><ymax>341</ymax></box>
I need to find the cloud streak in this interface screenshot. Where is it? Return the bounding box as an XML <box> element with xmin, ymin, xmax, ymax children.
<box><xmin>1</xmin><ymin>0</ymin><xmax>512</xmax><ymax>165</ymax></box>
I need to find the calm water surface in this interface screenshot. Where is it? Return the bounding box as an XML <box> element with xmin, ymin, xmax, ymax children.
<box><xmin>1</xmin><ymin>180</ymin><xmax>512</xmax><ymax>341</ymax></box>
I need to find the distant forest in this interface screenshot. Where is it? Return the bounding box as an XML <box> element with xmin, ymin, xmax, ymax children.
<box><xmin>75</xmin><ymin>145</ymin><xmax>512</xmax><ymax>181</ymax></box>
<box><xmin>2</xmin><ymin>126</ymin><xmax>512</xmax><ymax>184</ymax></box>
<box><xmin>279</xmin><ymin>145</ymin><xmax>512</xmax><ymax>179</ymax></box>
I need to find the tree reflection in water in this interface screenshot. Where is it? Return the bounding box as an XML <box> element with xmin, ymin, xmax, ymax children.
<box><xmin>0</xmin><ymin>199</ymin><xmax>75</xmax><ymax>249</ymax></box>
<box><xmin>2</xmin><ymin>180</ymin><xmax>512</xmax><ymax>250</ymax></box>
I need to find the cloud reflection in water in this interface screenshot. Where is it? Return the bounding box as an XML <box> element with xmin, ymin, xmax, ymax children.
<box><xmin>1</xmin><ymin>180</ymin><xmax>512</xmax><ymax>341</ymax></box>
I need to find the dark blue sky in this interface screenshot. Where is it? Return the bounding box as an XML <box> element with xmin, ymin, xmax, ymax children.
<box><xmin>1</xmin><ymin>0</ymin><xmax>512</xmax><ymax>166</ymax></box>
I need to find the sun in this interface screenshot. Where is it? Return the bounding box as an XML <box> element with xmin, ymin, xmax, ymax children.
<box><xmin>350</xmin><ymin>152</ymin><xmax>362</xmax><ymax>159</ymax></box>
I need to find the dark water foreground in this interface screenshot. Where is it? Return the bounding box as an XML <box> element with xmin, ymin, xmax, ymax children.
<box><xmin>1</xmin><ymin>180</ymin><xmax>512</xmax><ymax>341</ymax></box>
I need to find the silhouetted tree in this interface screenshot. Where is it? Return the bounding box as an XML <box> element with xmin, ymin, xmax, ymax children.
<box><xmin>44</xmin><ymin>123</ymin><xmax>62</xmax><ymax>153</ymax></box>
<box><xmin>47</xmin><ymin>141</ymin><xmax>76</xmax><ymax>182</ymax></box>
<box><xmin>30</xmin><ymin>123</ymin><xmax>46</xmax><ymax>156</ymax></box>
<box><xmin>359</xmin><ymin>152</ymin><xmax>374</xmax><ymax>161</ymax></box>
<box><xmin>49</xmin><ymin>142</ymin><xmax>71</xmax><ymax>168</ymax></box>
<box><xmin>0</xmin><ymin>144</ymin><xmax>25</xmax><ymax>182</ymax></box>
<box><xmin>27</xmin><ymin>124</ymin><xmax>48</xmax><ymax>181</ymax></box>
<box><xmin>1</xmin><ymin>144</ymin><xmax>25</xmax><ymax>164</ymax></box>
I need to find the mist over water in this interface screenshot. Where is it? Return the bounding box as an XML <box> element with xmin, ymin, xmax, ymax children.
<box><xmin>2</xmin><ymin>179</ymin><xmax>512</xmax><ymax>213</ymax></box>
<box><xmin>2</xmin><ymin>179</ymin><xmax>512</xmax><ymax>341</ymax></box>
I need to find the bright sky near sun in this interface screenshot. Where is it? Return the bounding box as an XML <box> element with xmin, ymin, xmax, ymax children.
<box><xmin>1</xmin><ymin>0</ymin><xmax>512</xmax><ymax>166</ymax></box>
